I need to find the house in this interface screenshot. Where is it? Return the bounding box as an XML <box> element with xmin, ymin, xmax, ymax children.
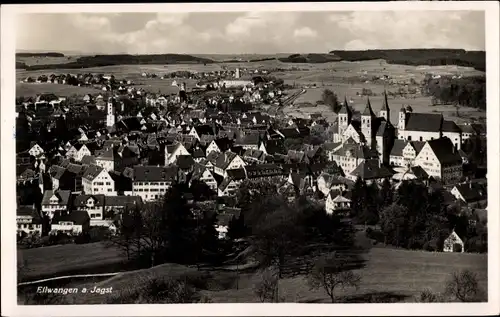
<box><xmin>82</xmin><ymin>165</ymin><xmax>116</xmax><ymax>195</ymax></box>
<box><xmin>104</xmin><ymin>195</ymin><xmax>143</xmax><ymax>217</ymax></box>
<box><xmin>330</xmin><ymin>138</ymin><xmax>379</xmax><ymax>175</ymax></box>
<box><xmin>450</xmin><ymin>182</ymin><xmax>487</xmax><ymax>207</ymax></box>
<box><xmin>389</xmin><ymin>140</ymin><xmax>425</xmax><ymax>167</ymax></box>
<box><xmin>50</xmin><ymin>210</ymin><xmax>90</xmax><ymax>235</ymax></box>
<box><xmin>206</xmin><ymin>138</ymin><xmax>233</xmax><ymax>154</ymax></box>
<box><xmin>242</xmin><ymin>148</ymin><xmax>266</xmax><ymax>164</ymax></box>
<box><xmin>317</xmin><ymin>173</ymin><xmax>353</xmax><ymax>197</ymax></box>
<box><xmin>165</xmin><ymin>142</ymin><xmax>190</xmax><ymax>165</ymax></box>
<box><xmin>191</xmin><ymin>163</ymin><xmax>218</xmax><ymax>191</ymax></box>
<box><xmin>235</xmin><ymin>133</ymin><xmax>261</xmax><ymax>150</ymax></box>
<box><xmin>72</xmin><ymin>194</ymin><xmax>106</xmax><ymax>225</ymax></box>
<box><xmin>41</xmin><ymin>189</ymin><xmax>71</xmax><ymax>219</ymax></box>
<box><xmin>414</xmin><ymin>137</ymin><xmax>463</xmax><ymax>184</ymax></box>
<box><xmin>213</xmin><ymin>151</ymin><xmax>246</xmax><ymax>177</ymax></box>
<box><xmin>17</xmin><ymin>205</ymin><xmax>43</xmax><ymax>236</ymax></box>
<box><xmin>95</xmin><ymin>147</ymin><xmax>115</xmax><ymax>171</ymax></box>
<box><xmin>245</xmin><ymin>164</ymin><xmax>285</xmax><ymax>180</ymax></box>
<box><xmin>348</xmin><ymin>159</ymin><xmax>393</xmax><ymax>184</ymax></box>
<box><xmin>443</xmin><ymin>230</ymin><xmax>465</xmax><ymax>253</ymax></box>
<box><xmin>28</xmin><ymin>143</ymin><xmax>44</xmax><ymax>157</ymax></box>
<box><xmin>189</xmin><ymin>124</ymin><xmax>215</xmax><ymax>141</ymax></box>
<box><xmin>325</xmin><ymin>191</ymin><xmax>351</xmax><ymax>215</ymax></box>
<box><xmin>132</xmin><ymin>166</ymin><xmax>179</xmax><ymax>202</ymax></box>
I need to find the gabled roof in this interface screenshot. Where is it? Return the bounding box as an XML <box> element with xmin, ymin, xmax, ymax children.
<box><xmin>41</xmin><ymin>190</ymin><xmax>71</xmax><ymax>205</ymax></box>
<box><xmin>442</xmin><ymin>120</ymin><xmax>462</xmax><ymax>133</ymax></box>
<box><xmin>177</xmin><ymin>155</ymin><xmax>195</xmax><ymax>169</ymax></box>
<box><xmin>73</xmin><ymin>194</ymin><xmax>105</xmax><ymax>207</ymax></box>
<box><xmin>350</xmin><ymin>159</ymin><xmax>394</xmax><ymax>180</ymax></box>
<box><xmin>279</xmin><ymin>127</ymin><xmax>301</xmax><ymax>139</ymax></box>
<box><xmin>52</xmin><ymin>210</ymin><xmax>89</xmax><ymax>225</ymax></box>
<box><xmin>263</xmin><ymin>139</ymin><xmax>287</xmax><ymax>155</ymax></box>
<box><xmin>17</xmin><ymin>205</ymin><xmax>41</xmax><ymax>221</ymax></box>
<box><xmin>81</xmin><ymin>155</ymin><xmax>97</xmax><ymax>165</ymax></box>
<box><xmin>215</xmin><ymin>151</ymin><xmax>238</xmax><ymax>170</ymax></box>
<box><xmin>426</xmin><ymin>137</ymin><xmax>462</xmax><ymax>165</ymax></box>
<box><xmin>405</xmin><ymin>113</ymin><xmax>443</xmax><ymax>132</ymax></box>
<box><xmin>193</xmin><ymin>124</ymin><xmax>215</xmax><ymax>136</ymax></box>
<box><xmin>389</xmin><ymin>140</ymin><xmax>407</xmax><ymax>157</ymax></box>
<box><xmin>453</xmin><ymin>182</ymin><xmax>487</xmax><ymax>203</ymax></box>
<box><xmin>409</xmin><ymin>141</ymin><xmax>426</xmax><ymax>154</ymax></box>
<box><xmin>83</xmin><ymin>164</ymin><xmax>105</xmax><ymax>181</ymax></box>
<box><xmin>226</xmin><ymin>168</ymin><xmax>247</xmax><ymax>181</ymax></box>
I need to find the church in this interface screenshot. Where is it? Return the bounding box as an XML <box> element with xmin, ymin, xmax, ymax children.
<box><xmin>333</xmin><ymin>92</ymin><xmax>396</xmax><ymax>166</ymax></box>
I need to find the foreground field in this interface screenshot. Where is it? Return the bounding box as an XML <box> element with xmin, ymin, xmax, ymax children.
<box><xmin>18</xmin><ymin>245</ymin><xmax>487</xmax><ymax>303</ymax></box>
<box><xmin>18</xmin><ymin>242</ymin><xmax>126</xmax><ymax>282</ymax></box>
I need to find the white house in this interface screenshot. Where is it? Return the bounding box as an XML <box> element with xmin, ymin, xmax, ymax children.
<box><xmin>325</xmin><ymin>191</ymin><xmax>351</xmax><ymax>215</ymax></box>
<box><xmin>165</xmin><ymin>142</ymin><xmax>190</xmax><ymax>165</ymax></box>
<box><xmin>76</xmin><ymin>144</ymin><xmax>92</xmax><ymax>162</ymax></box>
<box><xmin>213</xmin><ymin>151</ymin><xmax>246</xmax><ymax>177</ymax></box>
<box><xmin>50</xmin><ymin>210</ymin><xmax>90</xmax><ymax>235</ymax></box>
<box><xmin>414</xmin><ymin>137</ymin><xmax>463</xmax><ymax>184</ymax></box>
<box><xmin>132</xmin><ymin>166</ymin><xmax>178</xmax><ymax>202</ymax></box>
<box><xmin>443</xmin><ymin>230</ymin><xmax>465</xmax><ymax>253</ymax></box>
<box><xmin>41</xmin><ymin>189</ymin><xmax>71</xmax><ymax>219</ymax></box>
<box><xmin>191</xmin><ymin>164</ymin><xmax>218</xmax><ymax>192</ymax></box>
<box><xmin>17</xmin><ymin>206</ymin><xmax>43</xmax><ymax>236</ymax></box>
<box><xmin>72</xmin><ymin>194</ymin><xmax>106</xmax><ymax>223</ymax></box>
<box><xmin>95</xmin><ymin>147</ymin><xmax>115</xmax><ymax>172</ymax></box>
<box><xmin>82</xmin><ymin>165</ymin><xmax>116</xmax><ymax>195</ymax></box>
<box><xmin>28</xmin><ymin>143</ymin><xmax>44</xmax><ymax>157</ymax></box>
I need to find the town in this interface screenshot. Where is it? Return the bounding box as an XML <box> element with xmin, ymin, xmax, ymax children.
<box><xmin>16</xmin><ymin>59</ymin><xmax>488</xmax><ymax>304</ymax></box>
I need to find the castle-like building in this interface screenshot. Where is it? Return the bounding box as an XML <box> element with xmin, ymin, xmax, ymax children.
<box><xmin>333</xmin><ymin>93</ymin><xmax>396</xmax><ymax>165</ymax></box>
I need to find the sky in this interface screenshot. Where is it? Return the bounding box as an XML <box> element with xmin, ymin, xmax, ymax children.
<box><xmin>16</xmin><ymin>11</ymin><xmax>485</xmax><ymax>54</ymax></box>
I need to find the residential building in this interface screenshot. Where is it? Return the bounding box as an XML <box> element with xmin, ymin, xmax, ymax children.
<box><xmin>443</xmin><ymin>230</ymin><xmax>465</xmax><ymax>253</ymax></box>
<box><xmin>414</xmin><ymin>137</ymin><xmax>463</xmax><ymax>184</ymax></box>
<box><xmin>82</xmin><ymin>165</ymin><xmax>116</xmax><ymax>195</ymax></box>
<box><xmin>17</xmin><ymin>205</ymin><xmax>43</xmax><ymax>236</ymax></box>
<box><xmin>50</xmin><ymin>210</ymin><xmax>90</xmax><ymax>235</ymax></box>
<box><xmin>72</xmin><ymin>194</ymin><xmax>105</xmax><ymax>223</ymax></box>
<box><xmin>41</xmin><ymin>189</ymin><xmax>71</xmax><ymax>219</ymax></box>
<box><xmin>325</xmin><ymin>191</ymin><xmax>351</xmax><ymax>215</ymax></box>
<box><xmin>132</xmin><ymin>166</ymin><xmax>179</xmax><ymax>201</ymax></box>
<box><xmin>28</xmin><ymin>143</ymin><xmax>44</xmax><ymax>157</ymax></box>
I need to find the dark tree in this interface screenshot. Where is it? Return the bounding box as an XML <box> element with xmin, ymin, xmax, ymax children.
<box><xmin>322</xmin><ymin>89</ymin><xmax>342</xmax><ymax>113</ymax></box>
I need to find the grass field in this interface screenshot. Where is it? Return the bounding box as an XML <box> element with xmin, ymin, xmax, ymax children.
<box><xmin>17</xmin><ymin>56</ymin><xmax>76</xmax><ymax>67</ymax></box>
<box><xmin>18</xmin><ymin>242</ymin><xmax>126</xmax><ymax>282</ymax></box>
<box><xmin>16</xmin><ymin>82</ymin><xmax>101</xmax><ymax>97</ymax></box>
<box><xmin>18</xmin><ymin>244</ymin><xmax>488</xmax><ymax>304</ymax></box>
<box><xmin>284</xmin><ymin>83</ymin><xmax>485</xmax><ymax>124</ymax></box>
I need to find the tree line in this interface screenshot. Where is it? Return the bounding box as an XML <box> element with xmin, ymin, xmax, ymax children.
<box><xmin>422</xmin><ymin>74</ymin><xmax>486</xmax><ymax>111</ymax></box>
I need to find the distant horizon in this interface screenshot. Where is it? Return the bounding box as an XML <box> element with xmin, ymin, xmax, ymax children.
<box><xmin>16</xmin><ymin>48</ymin><xmax>487</xmax><ymax>57</ymax></box>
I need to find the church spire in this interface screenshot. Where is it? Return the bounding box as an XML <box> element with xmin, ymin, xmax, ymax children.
<box><xmin>339</xmin><ymin>96</ymin><xmax>352</xmax><ymax>116</ymax></box>
<box><xmin>362</xmin><ymin>98</ymin><xmax>375</xmax><ymax>116</ymax></box>
<box><xmin>382</xmin><ymin>90</ymin><xmax>389</xmax><ymax>112</ymax></box>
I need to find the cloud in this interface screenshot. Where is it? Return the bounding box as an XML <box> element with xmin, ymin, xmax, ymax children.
<box><xmin>16</xmin><ymin>11</ymin><xmax>485</xmax><ymax>54</ymax></box>
<box><xmin>293</xmin><ymin>27</ymin><xmax>317</xmax><ymax>38</ymax></box>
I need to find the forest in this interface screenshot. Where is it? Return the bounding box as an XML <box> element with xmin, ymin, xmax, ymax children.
<box><xmin>329</xmin><ymin>49</ymin><xmax>485</xmax><ymax>71</ymax></box>
<box><xmin>421</xmin><ymin>74</ymin><xmax>486</xmax><ymax>110</ymax></box>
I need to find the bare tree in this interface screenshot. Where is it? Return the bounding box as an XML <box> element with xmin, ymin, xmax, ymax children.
<box><xmin>254</xmin><ymin>268</ymin><xmax>279</xmax><ymax>303</ymax></box>
<box><xmin>308</xmin><ymin>252</ymin><xmax>362</xmax><ymax>303</ymax></box>
<box><xmin>445</xmin><ymin>270</ymin><xmax>482</xmax><ymax>302</ymax></box>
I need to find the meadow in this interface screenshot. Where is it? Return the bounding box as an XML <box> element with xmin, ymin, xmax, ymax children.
<box><xmin>19</xmin><ymin>245</ymin><xmax>487</xmax><ymax>304</ymax></box>
<box><xmin>18</xmin><ymin>242</ymin><xmax>126</xmax><ymax>282</ymax></box>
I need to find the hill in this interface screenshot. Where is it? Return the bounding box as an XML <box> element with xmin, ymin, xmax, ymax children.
<box><xmin>16</xmin><ymin>52</ymin><xmax>65</xmax><ymax>58</ymax></box>
<box><xmin>278</xmin><ymin>53</ymin><xmax>342</xmax><ymax>63</ymax></box>
<box><xmin>329</xmin><ymin>49</ymin><xmax>485</xmax><ymax>71</ymax></box>
<box><xmin>18</xmin><ymin>54</ymin><xmax>216</xmax><ymax>71</ymax></box>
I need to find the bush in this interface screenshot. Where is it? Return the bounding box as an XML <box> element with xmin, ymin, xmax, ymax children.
<box><xmin>445</xmin><ymin>270</ymin><xmax>484</xmax><ymax>302</ymax></box>
<box><xmin>417</xmin><ymin>289</ymin><xmax>442</xmax><ymax>302</ymax></box>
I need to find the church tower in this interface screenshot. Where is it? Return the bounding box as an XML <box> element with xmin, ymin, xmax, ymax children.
<box><xmin>337</xmin><ymin>96</ymin><xmax>352</xmax><ymax>137</ymax></box>
<box><xmin>380</xmin><ymin>91</ymin><xmax>390</xmax><ymax>122</ymax></box>
<box><xmin>106</xmin><ymin>97</ymin><xmax>115</xmax><ymax>129</ymax></box>
<box><xmin>361</xmin><ymin>98</ymin><xmax>376</xmax><ymax>143</ymax></box>
<box><xmin>398</xmin><ymin>106</ymin><xmax>407</xmax><ymax>131</ymax></box>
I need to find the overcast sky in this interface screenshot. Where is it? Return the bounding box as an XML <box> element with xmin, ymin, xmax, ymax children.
<box><xmin>16</xmin><ymin>11</ymin><xmax>485</xmax><ymax>54</ymax></box>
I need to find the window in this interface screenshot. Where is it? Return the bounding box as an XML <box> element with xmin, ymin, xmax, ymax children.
<box><xmin>419</xmin><ymin>137</ymin><xmax>423</xmax><ymax>141</ymax></box>
<box><xmin>106</xmin><ymin>182</ymin><xmax>111</xmax><ymax>185</ymax></box>
<box><xmin>108</xmin><ymin>189</ymin><xmax>112</xmax><ymax>192</ymax></box>
<box><xmin>407</xmin><ymin>136</ymin><xmax>412</xmax><ymax>141</ymax></box>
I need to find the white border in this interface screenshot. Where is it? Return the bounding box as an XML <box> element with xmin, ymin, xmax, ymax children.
<box><xmin>2</xmin><ymin>2</ymin><xmax>499</xmax><ymax>316</ymax></box>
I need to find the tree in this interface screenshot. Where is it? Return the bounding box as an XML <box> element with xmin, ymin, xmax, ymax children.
<box><xmin>349</xmin><ymin>178</ymin><xmax>367</xmax><ymax>219</ymax></box>
<box><xmin>444</xmin><ymin>270</ymin><xmax>482</xmax><ymax>302</ymax></box>
<box><xmin>322</xmin><ymin>89</ymin><xmax>341</xmax><ymax>113</ymax></box>
<box><xmin>227</xmin><ymin>214</ymin><xmax>248</xmax><ymax>240</ymax></box>
<box><xmin>254</xmin><ymin>268</ymin><xmax>280</xmax><ymax>302</ymax></box>
<box><xmin>251</xmin><ymin>196</ymin><xmax>305</xmax><ymax>278</ymax></box>
<box><xmin>359</xmin><ymin>182</ymin><xmax>380</xmax><ymax>225</ymax></box>
<box><xmin>308</xmin><ymin>252</ymin><xmax>362</xmax><ymax>303</ymax></box>
<box><xmin>379</xmin><ymin>178</ymin><xmax>393</xmax><ymax>208</ymax></box>
<box><xmin>379</xmin><ymin>203</ymin><xmax>409</xmax><ymax>247</ymax></box>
